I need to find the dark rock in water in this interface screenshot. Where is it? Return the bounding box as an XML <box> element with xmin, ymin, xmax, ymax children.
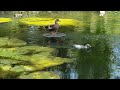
<box><xmin>43</xmin><ymin>33</ymin><xmax>66</xmax><ymax>38</ymax></box>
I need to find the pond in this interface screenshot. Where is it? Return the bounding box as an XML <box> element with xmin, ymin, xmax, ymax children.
<box><xmin>0</xmin><ymin>11</ymin><xmax>120</xmax><ymax>79</ymax></box>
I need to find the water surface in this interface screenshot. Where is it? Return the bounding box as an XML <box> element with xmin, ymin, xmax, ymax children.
<box><xmin>0</xmin><ymin>11</ymin><xmax>120</xmax><ymax>79</ymax></box>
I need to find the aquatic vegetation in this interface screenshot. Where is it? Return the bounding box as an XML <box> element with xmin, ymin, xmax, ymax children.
<box><xmin>0</xmin><ymin>59</ymin><xmax>20</xmax><ymax>65</ymax></box>
<box><xmin>0</xmin><ymin>44</ymin><xmax>73</xmax><ymax>79</ymax></box>
<box><xmin>0</xmin><ymin>66</ymin><xmax>21</xmax><ymax>79</ymax></box>
<box><xmin>17</xmin><ymin>45</ymin><xmax>55</xmax><ymax>55</ymax></box>
<box><xmin>19</xmin><ymin>18</ymin><xmax>80</xmax><ymax>26</ymax></box>
<box><xmin>0</xmin><ymin>37</ymin><xmax>26</xmax><ymax>47</ymax></box>
<box><xmin>0</xmin><ymin>45</ymin><xmax>73</xmax><ymax>73</ymax></box>
<box><xmin>0</xmin><ymin>18</ymin><xmax>12</xmax><ymax>23</ymax></box>
<box><xmin>0</xmin><ymin>48</ymin><xmax>26</xmax><ymax>60</ymax></box>
<box><xmin>18</xmin><ymin>71</ymin><xmax>60</xmax><ymax>79</ymax></box>
<box><xmin>0</xmin><ymin>64</ymin><xmax>12</xmax><ymax>71</ymax></box>
<box><xmin>29</xmin><ymin>54</ymin><xmax>73</xmax><ymax>70</ymax></box>
<box><xmin>10</xmin><ymin>65</ymin><xmax>36</xmax><ymax>73</ymax></box>
<box><xmin>0</xmin><ymin>65</ymin><xmax>60</xmax><ymax>79</ymax></box>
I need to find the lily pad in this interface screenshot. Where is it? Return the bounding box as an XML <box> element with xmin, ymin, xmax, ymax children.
<box><xmin>0</xmin><ymin>18</ymin><xmax>12</xmax><ymax>23</ymax></box>
<box><xmin>18</xmin><ymin>71</ymin><xmax>60</xmax><ymax>79</ymax></box>
<box><xmin>19</xmin><ymin>18</ymin><xmax>80</xmax><ymax>26</ymax></box>
<box><xmin>0</xmin><ymin>37</ymin><xmax>27</xmax><ymax>47</ymax></box>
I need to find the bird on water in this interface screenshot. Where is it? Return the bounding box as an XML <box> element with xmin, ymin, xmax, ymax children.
<box><xmin>44</xmin><ymin>19</ymin><xmax>61</xmax><ymax>36</ymax></box>
<box><xmin>73</xmin><ymin>44</ymin><xmax>91</xmax><ymax>49</ymax></box>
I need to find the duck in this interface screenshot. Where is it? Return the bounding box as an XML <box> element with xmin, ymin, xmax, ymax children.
<box><xmin>99</xmin><ymin>11</ymin><xmax>106</xmax><ymax>16</ymax></box>
<box><xmin>73</xmin><ymin>44</ymin><xmax>91</xmax><ymax>49</ymax></box>
<box><xmin>44</xmin><ymin>19</ymin><xmax>60</xmax><ymax>35</ymax></box>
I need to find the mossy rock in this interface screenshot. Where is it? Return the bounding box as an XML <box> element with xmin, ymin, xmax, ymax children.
<box><xmin>19</xmin><ymin>18</ymin><xmax>80</xmax><ymax>26</ymax></box>
<box><xmin>18</xmin><ymin>71</ymin><xmax>60</xmax><ymax>79</ymax></box>
<box><xmin>0</xmin><ymin>18</ymin><xmax>12</xmax><ymax>23</ymax></box>
<box><xmin>0</xmin><ymin>37</ymin><xmax>27</xmax><ymax>47</ymax></box>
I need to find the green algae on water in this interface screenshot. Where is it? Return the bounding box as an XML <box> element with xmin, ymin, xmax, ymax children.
<box><xmin>0</xmin><ymin>45</ymin><xmax>73</xmax><ymax>79</ymax></box>
<box><xmin>19</xmin><ymin>18</ymin><xmax>80</xmax><ymax>26</ymax></box>
<box><xmin>0</xmin><ymin>18</ymin><xmax>12</xmax><ymax>23</ymax></box>
<box><xmin>0</xmin><ymin>37</ymin><xmax>27</xmax><ymax>47</ymax></box>
<box><xmin>0</xmin><ymin>45</ymin><xmax>73</xmax><ymax>72</ymax></box>
<box><xmin>18</xmin><ymin>71</ymin><xmax>60</xmax><ymax>79</ymax></box>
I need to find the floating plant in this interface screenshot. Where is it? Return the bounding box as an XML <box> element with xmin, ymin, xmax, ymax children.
<box><xmin>0</xmin><ymin>43</ymin><xmax>73</xmax><ymax>79</ymax></box>
<box><xmin>0</xmin><ymin>37</ymin><xmax>27</xmax><ymax>47</ymax></box>
<box><xmin>0</xmin><ymin>18</ymin><xmax>12</xmax><ymax>23</ymax></box>
<box><xmin>18</xmin><ymin>71</ymin><xmax>60</xmax><ymax>79</ymax></box>
<box><xmin>19</xmin><ymin>18</ymin><xmax>80</xmax><ymax>26</ymax></box>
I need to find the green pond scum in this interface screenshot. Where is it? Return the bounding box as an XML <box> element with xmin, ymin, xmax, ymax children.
<box><xmin>0</xmin><ymin>18</ymin><xmax>12</xmax><ymax>23</ymax></box>
<box><xmin>19</xmin><ymin>18</ymin><xmax>80</xmax><ymax>26</ymax></box>
<box><xmin>0</xmin><ymin>37</ymin><xmax>26</xmax><ymax>47</ymax></box>
<box><xmin>18</xmin><ymin>71</ymin><xmax>60</xmax><ymax>79</ymax></box>
<box><xmin>0</xmin><ymin>37</ymin><xmax>73</xmax><ymax>79</ymax></box>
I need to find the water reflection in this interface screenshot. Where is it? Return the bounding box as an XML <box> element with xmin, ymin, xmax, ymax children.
<box><xmin>75</xmin><ymin>40</ymin><xmax>111</xmax><ymax>79</ymax></box>
<box><xmin>111</xmin><ymin>40</ymin><xmax>120</xmax><ymax>79</ymax></box>
<box><xmin>96</xmin><ymin>17</ymin><xmax>106</xmax><ymax>34</ymax></box>
<box><xmin>47</xmin><ymin>34</ymin><xmax>114</xmax><ymax>79</ymax></box>
<box><xmin>16</xmin><ymin>26</ymin><xmax>42</xmax><ymax>44</ymax></box>
<box><xmin>81</xmin><ymin>11</ymin><xmax>92</xmax><ymax>33</ymax></box>
<box><xmin>0</xmin><ymin>22</ymin><xmax>11</xmax><ymax>37</ymax></box>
